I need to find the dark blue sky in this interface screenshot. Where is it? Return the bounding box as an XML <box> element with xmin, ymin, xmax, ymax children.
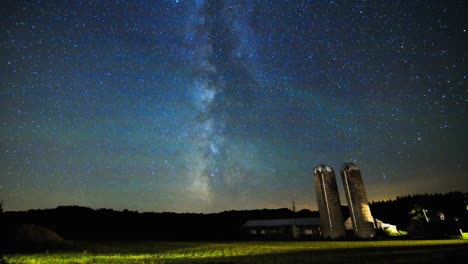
<box><xmin>1</xmin><ymin>0</ymin><xmax>466</xmax><ymax>212</ymax></box>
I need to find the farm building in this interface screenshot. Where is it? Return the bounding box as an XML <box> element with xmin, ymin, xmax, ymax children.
<box><xmin>344</xmin><ymin>217</ymin><xmax>397</xmax><ymax>234</ymax></box>
<box><xmin>242</xmin><ymin>217</ymin><xmax>321</xmax><ymax>239</ymax></box>
<box><xmin>374</xmin><ymin>218</ymin><xmax>398</xmax><ymax>233</ymax></box>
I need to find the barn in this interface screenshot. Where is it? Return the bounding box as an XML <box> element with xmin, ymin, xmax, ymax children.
<box><xmin>242</xmin><ymin>217</ymin><xmax>321</xmax><ymax>239</ymax></box>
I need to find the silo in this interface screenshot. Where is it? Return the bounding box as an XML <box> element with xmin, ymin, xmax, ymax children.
<box><xmin>313</xmin><ymin>164</ymin><xmax>346</xmax><ymax>239</ymax></box>
<box><xmin>340</xmin><ymin>163</ymin><xmax>375</xmax><ymax>239</ymax></box>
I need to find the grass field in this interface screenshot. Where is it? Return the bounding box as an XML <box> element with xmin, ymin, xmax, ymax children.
<box><xmin>4</xmin><ymin>239</ymin><xmax>468</xmax><ymax>263</ymax></box>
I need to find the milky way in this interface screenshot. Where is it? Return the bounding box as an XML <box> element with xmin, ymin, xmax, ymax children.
<box><xmin>0</xmin><ymin>0</ymin><xmax>466</xmax><ymax>212</ymax></box>
<box><xmin>182</xmin><ymin>1</ymin><xmax>260</xmax><ymax>207</ymax></box>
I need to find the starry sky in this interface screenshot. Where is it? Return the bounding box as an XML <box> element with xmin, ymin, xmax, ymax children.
<box><xmin>0</xmin><ymin>0</ymin><xmax>466</xmax><ymax>213</ymax></box>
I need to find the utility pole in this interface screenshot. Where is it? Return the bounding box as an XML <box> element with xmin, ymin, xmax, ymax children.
<box><xmin>292</xmin><ymin>201</ymin><xmax>299</xmax><ymax>239</ymax></box>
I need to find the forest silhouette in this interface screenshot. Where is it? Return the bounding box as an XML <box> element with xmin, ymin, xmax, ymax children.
<box><xmin>0</xmin><ymin>191</ymin><xmax>466</xmax><ymax>245</ymax></box>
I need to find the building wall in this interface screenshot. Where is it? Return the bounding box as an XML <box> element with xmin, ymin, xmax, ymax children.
<box><xmin>245</xmin><ymin>225</ymin><xmax>321</xmax><ymax>239</ymax></box>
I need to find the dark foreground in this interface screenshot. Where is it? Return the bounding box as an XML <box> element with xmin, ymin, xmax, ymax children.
<box><xmin>4</xmin><ymin>240</ymin><xmax>468</xmax><ymax>263</ymax></box>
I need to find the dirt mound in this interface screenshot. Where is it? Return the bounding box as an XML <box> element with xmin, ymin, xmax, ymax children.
<box><xmin>1</xmin><ymin>224</ymin><xmax>68</xmax><ymax>252</ymax></box>
<box><xmin>12</xmin><ymin>224</ymin><xmax>64</xmax><ymax>243</ymax></box>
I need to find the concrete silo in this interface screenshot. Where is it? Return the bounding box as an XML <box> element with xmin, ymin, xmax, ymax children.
<box><xmin>313</xmin><ymin>164</ymin><xmax>346</xmax><ymax>239</ymax></box>
<box><xmin>340</xmin><ymin>163</ymin><xmax>375</xmax><ymax>239</ymax></box>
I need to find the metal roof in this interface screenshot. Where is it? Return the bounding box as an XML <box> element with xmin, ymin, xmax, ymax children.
<box><xmin>314</xmin><ymin>164</ymin><xmax>334</xmax><ymax>174</ymax></box>
<box><xmin>243</xmin><ymin>217</ymin><xmax>320</xmax><ymax>227</ymax></box>
<box><xmin>341</xmin><ymin>162</ymin><xmax>360</xmax><ymax>172</ymax></box>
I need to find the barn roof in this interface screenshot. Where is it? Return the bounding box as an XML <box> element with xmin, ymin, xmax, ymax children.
<box><xmin>243</xmin><ymin>217</ymin><xmax>320</xmax><ymax>227</ymax></box>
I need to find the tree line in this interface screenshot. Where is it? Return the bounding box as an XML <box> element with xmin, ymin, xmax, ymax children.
<box><xmin>0</xmin><ymin>191</ymin><xmax>466</xmax><ymax>242</ymax></box>
<box><xmin>369</xmin><ymin>191</ymin><xmax>468</xmax><ymax>234</ymax></box>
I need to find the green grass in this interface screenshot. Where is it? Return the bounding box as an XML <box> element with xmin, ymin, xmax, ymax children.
<box><xmin>5</xmin><ymin>240</ymin><xmax>468</xmax><ymax>263</ymax></box>
<box><xmin>384</xmin><ymin>229</ymin><xmax>408</xmax><ymax>237</ymax></box>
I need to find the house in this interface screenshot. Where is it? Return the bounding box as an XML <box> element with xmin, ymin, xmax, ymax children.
<box><xmin>242</xmin><ymin>217</ymin><xmax>321</xmax><ymax>239</ymax></box>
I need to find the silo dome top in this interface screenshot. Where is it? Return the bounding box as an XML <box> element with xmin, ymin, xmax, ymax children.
<box><xmin>314</xmin><ymin>164</ymin><xmax>334</xmax><ymax>174</ymax></box>
<box><xmin>341</xmin><ymin>162</ymin><xmax>360</xmax><ymax>171</ymax></box>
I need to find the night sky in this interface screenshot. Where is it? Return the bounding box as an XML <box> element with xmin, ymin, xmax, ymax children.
<box><xmin>1</xmin><ymin>0</ymin><xmax>466</xmax><ymax>213</ymax></box>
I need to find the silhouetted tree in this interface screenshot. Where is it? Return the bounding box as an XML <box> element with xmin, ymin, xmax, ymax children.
<box><xmin>409</xmin><ymin>204</ymin><xmax>429</xmax><ymax>223</ymax></box>
<box><xmin>370</xmin><ymin>191</ymin><xmax>468</xmax><ymax>233</ymax></box>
